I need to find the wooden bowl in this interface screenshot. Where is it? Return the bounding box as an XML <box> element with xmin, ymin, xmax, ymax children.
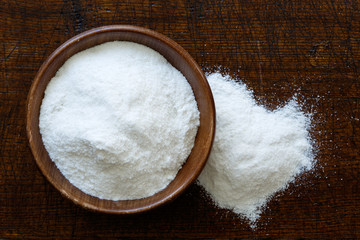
<box><xmin>26</xmin><ymin>25</ymin><xmax>215</xmax><ymax>214</ymax></box>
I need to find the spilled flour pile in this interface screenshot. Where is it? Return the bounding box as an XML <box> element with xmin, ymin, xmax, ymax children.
<box><xmin>198</xmin><ymin>73</ymin><xmax>314</xmax><ymax>223</ymax></box>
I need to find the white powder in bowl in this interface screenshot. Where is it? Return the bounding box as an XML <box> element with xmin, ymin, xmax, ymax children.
<box><xmin>198</xmin><ymin>73</ymin><xmax>314</xmax><ymax>223</ymax></box>
<box><xmin>39</xmin><ymin>41</ymin><xmax>200</xmax><ymax>200</ymax></box>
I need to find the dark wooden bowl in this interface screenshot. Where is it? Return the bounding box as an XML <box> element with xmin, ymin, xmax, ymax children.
<box><xmin>26</xmin><ymin>25</ymin><xmax>215</xmax><ymax>214</ymax></box>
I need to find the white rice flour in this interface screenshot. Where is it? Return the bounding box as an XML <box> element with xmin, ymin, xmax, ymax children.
<box><xmin>198</xmin><ymin>73</ymin><xmax>313</xmax><ymax>223</ymax></box>
<box><xmin>39</xmin><ymin>41</ymin><xmax>200</xmax><ymax>200</ymax></box>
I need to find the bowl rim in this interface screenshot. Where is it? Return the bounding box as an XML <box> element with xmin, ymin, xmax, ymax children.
<box><xmin>26</xmin><ymin>25</ymin><xmax>215</xmax><ymax>214</ymax></box>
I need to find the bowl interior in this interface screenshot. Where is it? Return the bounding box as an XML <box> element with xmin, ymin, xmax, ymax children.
<box><xmin>27</xmin><ymin>25</ymin><xmax>215</xmax><ymax>213</ymax></box>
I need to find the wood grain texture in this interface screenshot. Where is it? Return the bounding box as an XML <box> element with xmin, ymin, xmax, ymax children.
<box><xmin>1</xmin><ymin>0</ymin><xmax>360</xmax><ymax>238</ymax></box>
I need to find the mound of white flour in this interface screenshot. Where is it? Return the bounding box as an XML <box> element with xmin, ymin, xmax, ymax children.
<box><xmin>40</xmin><ymin>41</ymin><xmax>200</xmax><ymax>200</ymax></box>
<box><xmin>198</xmin><ymin>73</ymin><xmax>313</xmax><ymax>223</ymax></box>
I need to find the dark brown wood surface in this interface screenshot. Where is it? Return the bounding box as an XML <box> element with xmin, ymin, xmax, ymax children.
<box><xmin>1</xmin><ymin>0</ymin><xmax>359</xmax><ymax>238</ymax></box>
